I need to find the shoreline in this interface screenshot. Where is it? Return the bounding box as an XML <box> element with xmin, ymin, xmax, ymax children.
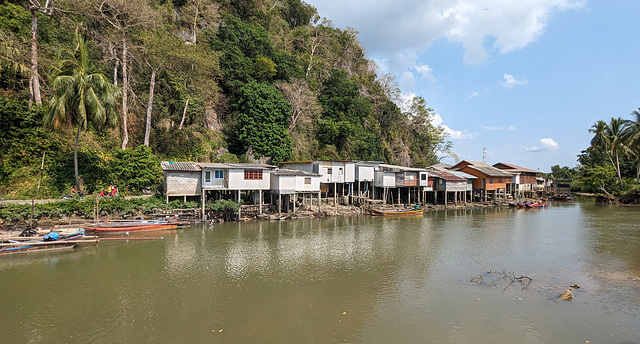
<box><xmin>1</xmin><ymin>200</ymin><xmax>505</xmax><ymax>231</ymax></box>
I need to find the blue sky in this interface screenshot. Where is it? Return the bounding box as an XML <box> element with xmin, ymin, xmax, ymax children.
<box><xmin>304</xmin><ymin>0</ymin><xmax>640</xmax><ymax>172</ymax></box>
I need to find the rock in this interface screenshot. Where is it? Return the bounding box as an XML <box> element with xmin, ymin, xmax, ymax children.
<box><xmin>559</xmin><ymin>289</ymin><xmax>573</xmax><ymax>301</ymax></box>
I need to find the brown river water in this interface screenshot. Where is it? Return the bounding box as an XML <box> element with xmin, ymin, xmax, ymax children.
<box><xmin>1</xmin><ymin>200</ymin><xmax>639</xmax><ymax>343</ymax></box>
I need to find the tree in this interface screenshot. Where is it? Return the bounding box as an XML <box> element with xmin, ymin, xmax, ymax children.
<box><xmin>230</xmin><ymin>81</ymin><xmax>292</xmax><ymax>163</ymax></box>
<box><xmin>45</xmin><ymin>35</ymin><xmax>120</xmax><ymax>190</ymax></box>
<box><xmin>81</xmin><ymin>0</ymin><xmax>158</xmax><ymax>150</ymax></box>
<box><xmin>589</xmin><ymin>118</ymin><xmax>629</xmax><ymax>186</ymax></box>
<box><xmin>623</xmin><ymin>108</ymin><xmax>640</xmax><ymax>182</ymax></box>
<box><xmin>179</xmin><ymin>0</ymin><xmax>219</xmax><ymax>45</ymax></box>
<box><xmin>28</xmin><ymin>0</ymin><xmax>56</xmax><ymax>106</ymax></box>
<box><xmin>404</xmin><ymin>96</ymin><xmax>454</xmax><ymax>167</ymax></box>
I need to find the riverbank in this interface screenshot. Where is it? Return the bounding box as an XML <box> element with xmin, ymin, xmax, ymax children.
<box><xmin>0</xmin><ymin>195</ymin><xmax>504</xmax><ymax>231</ymax></box>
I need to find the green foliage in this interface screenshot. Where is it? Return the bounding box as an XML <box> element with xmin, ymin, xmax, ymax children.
<box><xmin>550</xmin><ymin>165</ymin><xmax>576</xmax><ymax>180</ymax></box>
<box><xmin>0</xmin><ymin>194</ymin><xmax>202</xmax><ymax>224</ymax></box>
<box><xmin>230</xmin><ymin>81</ymin><xmax>292</xmax><ymax>163</ymax></box>
<box><xmin>282</xmin><ymin>0</ymin><xmax>317</xmax><ymax>29</ymax></box>
<box><xmin>317</xmin><ymin>69</ymin><xmax>379</xmax><ymax>160</ymax></box>
<box><xmin>0</xmin><ymin>96</ymin><xmax>60</xmax><ymax>184</ymax></box>
<box><xmin>47</xmin><ymin>146</ymin><xmax>111</xmax><ymax>194</ymax></box>
<box><xmin>575</xmin><ymin>165</ymin><xmax>618</xmax><ymax>194</ymax></box>
<box><xmin>255</xmin><ymin>54</ymin><xmax>277</xmax><ymax>81</ymax></box>
<box><xmin>206</xmin><ymin>199</ymin><xmax>243</xmax><ymax>212</ymax></box>
<box><xmin>110</xmin><ymin>145</ymin><xmax>162</xmax><ymax>195</ymax></box>
<box><xmin>1</xmin><ymin>0</ymin><xmax>462</xmax><ymax>199</ymax></box>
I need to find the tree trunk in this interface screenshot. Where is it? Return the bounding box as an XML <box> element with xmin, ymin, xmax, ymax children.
<box><xmin>615</xmin><ymin>153</ymin><xmax>623</xmax><ymax>187</ymax></box>
<box><xmin>179</xmin><ymin>95</ymin><xmax>190</xmax><ymax>130</ymax></box>
<box><xmin>74</xmin><ymin>120</ymin><xmax>83</xmax><ymax>190</ymax></box>
<box><xmin>144</xmin><ymin>67</ymin><xmax>157</xmax><ymax>146</ymax></box>
<box><xmin>192</xmin><ymin>7</ymin><xmax>199</xmax><ymax>45</ymax></box>
<box><xmin>29</xmin><ymin>9</ymin><xmax>42</xmax><ymax>106</ymax></box>
<box><xmin>120</xmin><ymin>37</ymin><xmax>129</xmax><ymax>150</ymax></box>
<box><xmin>113</xmin><ymin>60</ymin><xmax>119</xmax><ymax>86</ymax></box>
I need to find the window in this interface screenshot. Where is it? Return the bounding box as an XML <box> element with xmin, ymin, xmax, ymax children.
<box><xmin>305</xmin><ymin>177</ymin><xmax>311</xmax><ymax>185</ymax></box>
<box><xmin>205</xmin><ymin>171</ymin><xmax>211</xmax><ymax>183</ymax></box>
<box><xmin>489</xmin><ymin>179</ymin><xmax>493</xmax><ymax>185</ymax></box>
<box><xmin>339</xmin><ymin>168</ymin><xmax>343</xmax><ymax>175</ymax></box>
<box><xmin>244</xmin><ymin>170</ymin><xmax>263</xmax><ymax>180</ymax></box>
<box><xmin>327</xmin><ymin>168</ymin><xmax>333</xmax><ymax>174</ymax></box>
<box><xmin>421</xmin><ymin>174</ymin><xmax>427</xmax><ymax>180</ymax></box>
<box><xmin>215</xmin><ymin>170</ymin><xmax>224</xmax><ymax>179</ymax></box>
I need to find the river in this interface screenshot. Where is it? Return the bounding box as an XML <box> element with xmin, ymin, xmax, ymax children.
<box><xmin>1</xmin><ymin>200</ymin><xmax>639</xmax><ymax>343</ymax></box>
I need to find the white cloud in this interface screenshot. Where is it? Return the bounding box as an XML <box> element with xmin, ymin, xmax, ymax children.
<box><xmin>481</xmin><ymin>125</ymin><xmax>515</xmax><ymax>131</ymax></box>
<box><xmin>469</xmin><ymin>91</ymin><xmax>479</xmax><ymax>98</ymax></box>
<box><xmin>443</xmin><ymin>125</ymin><xmax>478</xmax><ymax>140</ymax></box>
<box><xmin>308</xmin><ymin>0</ymin><xmax>584</xmax><ymax>64</ymax></box>
<box><xmin>525</xmin><ymin>138</ymin><xmax>560</xmax><ymax>152</ymax></box>
<box><xmin>398</xmin><ymin>71</ymin><xmax>416</xmax><ymax>90</ymax></box>
<box><xmin>415</xmin><ymin>64</ymin><xmax>437</xmax><ymax>82</ymax></box>
<box><xmin>501</xmin><ymin>74</ymin><xmax>528</xmax><ymax>88</ymax></box>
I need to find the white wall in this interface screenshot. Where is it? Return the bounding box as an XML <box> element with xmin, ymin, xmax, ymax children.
<box><xmin>227</xmin><ymin>169</ymin><xmax>271</xmax><ymax>190</ymax></box>
<box><xmin>357</xmin><ymin>165</ymin><xmax>375</xmax><ymax>181</ymax></box>
<box><xmin>374</xmin><ymin>171</ymin><xmax>396</xmax><ymax>187</ymax></box>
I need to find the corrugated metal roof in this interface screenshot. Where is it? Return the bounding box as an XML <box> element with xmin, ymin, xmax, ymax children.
<box><xmin>198</xmin><ymin>163</ymin><xmax>276</xmax><ymax>169</ymax></box>
<box><xmin>429</xmin><ymin>170</ymin><xmax>467</xmax><ymax>181</ymax></box>
<box><xmin>378</xmin><ymin>164</ymin><xmax>427</xmax><ymax>172</ymax></box>
<box><xmin>448</xmin><ymin>171</ymin><xmax>477</xmax><ymax>179</ymax></box>
<box><xmin>493</xmin><ymin>162</ymin><xmax>539</xmax><ymax>174</ymax></box>
<box><xmin>161</xmin><ymin>161</ymin><xmax>201</xmax><ymax>172</ymax></box>
<box><xmin>451</xmin><ymin>160</ymin><xmax>513</xmax><ymax>177</ymax></box>
<box><xmin>272</xmin><ymin>168</ymin><xmax>321</xmax><ymax>177</ymax></box>
<box><xmin>426</xmin><ymin>162</ymin><xmax>452</xmax><ymax>171</ymax></box>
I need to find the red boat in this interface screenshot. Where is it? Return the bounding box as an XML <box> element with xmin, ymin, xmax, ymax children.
<box><xmin>82</xmin><ymin>221</ymin><xmax>179</xmax><ymax>233</ymax></box>
<box><xmin>525</xmin><ymin>202</ymin><xmax>545</xmax><ymax>209</ymax></box>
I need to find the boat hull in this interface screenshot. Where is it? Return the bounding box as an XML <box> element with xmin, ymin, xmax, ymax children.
<box><xmin>365</xmin><ymin>208</ymin><xmax>423</xmax><ymax>216</ymax></box>
<box><xmin>83</xmin><ymin>222</ymin><xmax>179</xmax><ymax>233</ymax></box>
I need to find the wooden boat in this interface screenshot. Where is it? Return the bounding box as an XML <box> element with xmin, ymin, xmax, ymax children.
<box><xmin>525</xmin><ymin>202</ymin><xmax>545</xmax><ymax>209</ymax></box>
<box><xmin>365</xmin><ymin>207</ymin><xmax>423</xmax><ymax>216</ymax></box>
<box><xmin>82</xmin><ymin>221</ymin><xmax>179</xmax><ymax>233</ymax></box>
<box><xmin>0</xmin><ymin>231</ymin><xmax>96</xmax><ymax>255</ymax></box>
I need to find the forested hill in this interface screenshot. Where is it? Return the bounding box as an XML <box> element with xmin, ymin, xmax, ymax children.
<box><xmin>0</xmin><ymin>0</ymin><xmax>452</xmax><ymax>197</ymax></box>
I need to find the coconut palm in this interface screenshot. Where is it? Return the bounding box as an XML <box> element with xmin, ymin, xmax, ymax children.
<box><xmin>45</xmin><ymin>35</ymin><xmax>120</xmax><ymax>190</ymax></box>
<box><xmin>589</xmin><ymin>118</ymin><xmax>630</xmax><ymax>186</ymax></box>
<box><xmin>622</xmin><ymin>108</ymin><xmax>640</xmax><ymax>182</ymax></box>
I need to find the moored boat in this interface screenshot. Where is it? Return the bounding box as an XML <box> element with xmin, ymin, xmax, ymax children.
<box><xmin>82</xmin><ymin>221</ymin><xmax>179</xmax><ymax>233</ymax></box>
<box><xmin>525</xmin><ymin>202</ymin><xmax>545</xmax><ymax>209</ymax></box>
<box><xmin>0</xmin><ymin>231</ymin><xmax>96</xmax><ymax>255</ymax></box>
<box><xmin>365</xmin><ymin>207</ymin><xmax>423</xmax><ymax>216</ymax></box>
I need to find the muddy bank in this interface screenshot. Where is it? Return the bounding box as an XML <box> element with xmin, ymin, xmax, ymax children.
<box><xmin>1</xmin><ymin>201</ymin><xmax>503</xmax><ymax>230</ymax></box>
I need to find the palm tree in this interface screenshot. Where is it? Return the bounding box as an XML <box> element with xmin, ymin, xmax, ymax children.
<box><xmin>45</xmin><ymin>35</ymin><xmax>120</xmax><ymax>190</ymax></box>
<box><xmin>589</xmin><ymin>118</ymin><xmax>630</xmax><ymax>186</ymax></box>
<box><xmin>622</xmin><ymin>108</ymin><xmax>640</xmax><ymax>182</ymax></box>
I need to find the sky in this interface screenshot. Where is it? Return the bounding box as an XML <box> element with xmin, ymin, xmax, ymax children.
<box><xmin>303</xmin><ymin>0</ymin><xmax>640</xmax><ymax>172</ymax></box>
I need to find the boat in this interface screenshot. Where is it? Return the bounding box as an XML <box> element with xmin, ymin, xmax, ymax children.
<box><xmin>0</xmin><ymin>231</ymin><xmax>96</xmax><ymax>255</ymax></box>
<box><xmin>82</xmin><ymin>220</ymin><xmax>179</xmax><ymax>233</ymax></box>
<box><xmin>553</xmin><ymin>194</ymin><xmax>576</xmax><ymax>201</ymax></box>
<box><xmin>364</xmin><ymin>207</ymin><xmax>423</xmax><ymax>216</ymax></box>
<box><xmin>525</xmin><ymin>202</ymin><xmax>545</xmax><ymax>209</ymax></box>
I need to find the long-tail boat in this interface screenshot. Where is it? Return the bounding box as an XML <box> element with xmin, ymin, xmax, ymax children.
<box><xmin>82</xmin><ymin>221</ymin><xmax>179</xmax><ymax>233</ymax></box>
<box><xmin>364</xmin><ymin>207</ymin><xmax>423</xmax><ymax>216</ymax></box>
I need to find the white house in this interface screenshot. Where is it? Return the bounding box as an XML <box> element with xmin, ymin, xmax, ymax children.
<box><xmin>270</xmin><ymin>168</ymin><xmax>322</xmax><ymax>215</ymax></box>
<box><xmin>198</xmin><ymin>163</ymin><xmax>276</xmax><ymax>216</ymax></box>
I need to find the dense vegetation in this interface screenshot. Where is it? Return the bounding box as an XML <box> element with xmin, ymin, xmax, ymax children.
<box><xmin>0</xmin><ymin>0</ymin><xmax>452</xmax><ymax>199</ymax></box>
<box><xmin>551</xmin><ymin>109</ymin><xmax>640</xmax><ymax>202</ymax></box>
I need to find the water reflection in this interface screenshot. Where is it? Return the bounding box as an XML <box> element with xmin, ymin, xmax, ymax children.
<box><xmin>1</xmin><ymin>201</ymin><xmax>639</xmax><ymax>343</ymax></box>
